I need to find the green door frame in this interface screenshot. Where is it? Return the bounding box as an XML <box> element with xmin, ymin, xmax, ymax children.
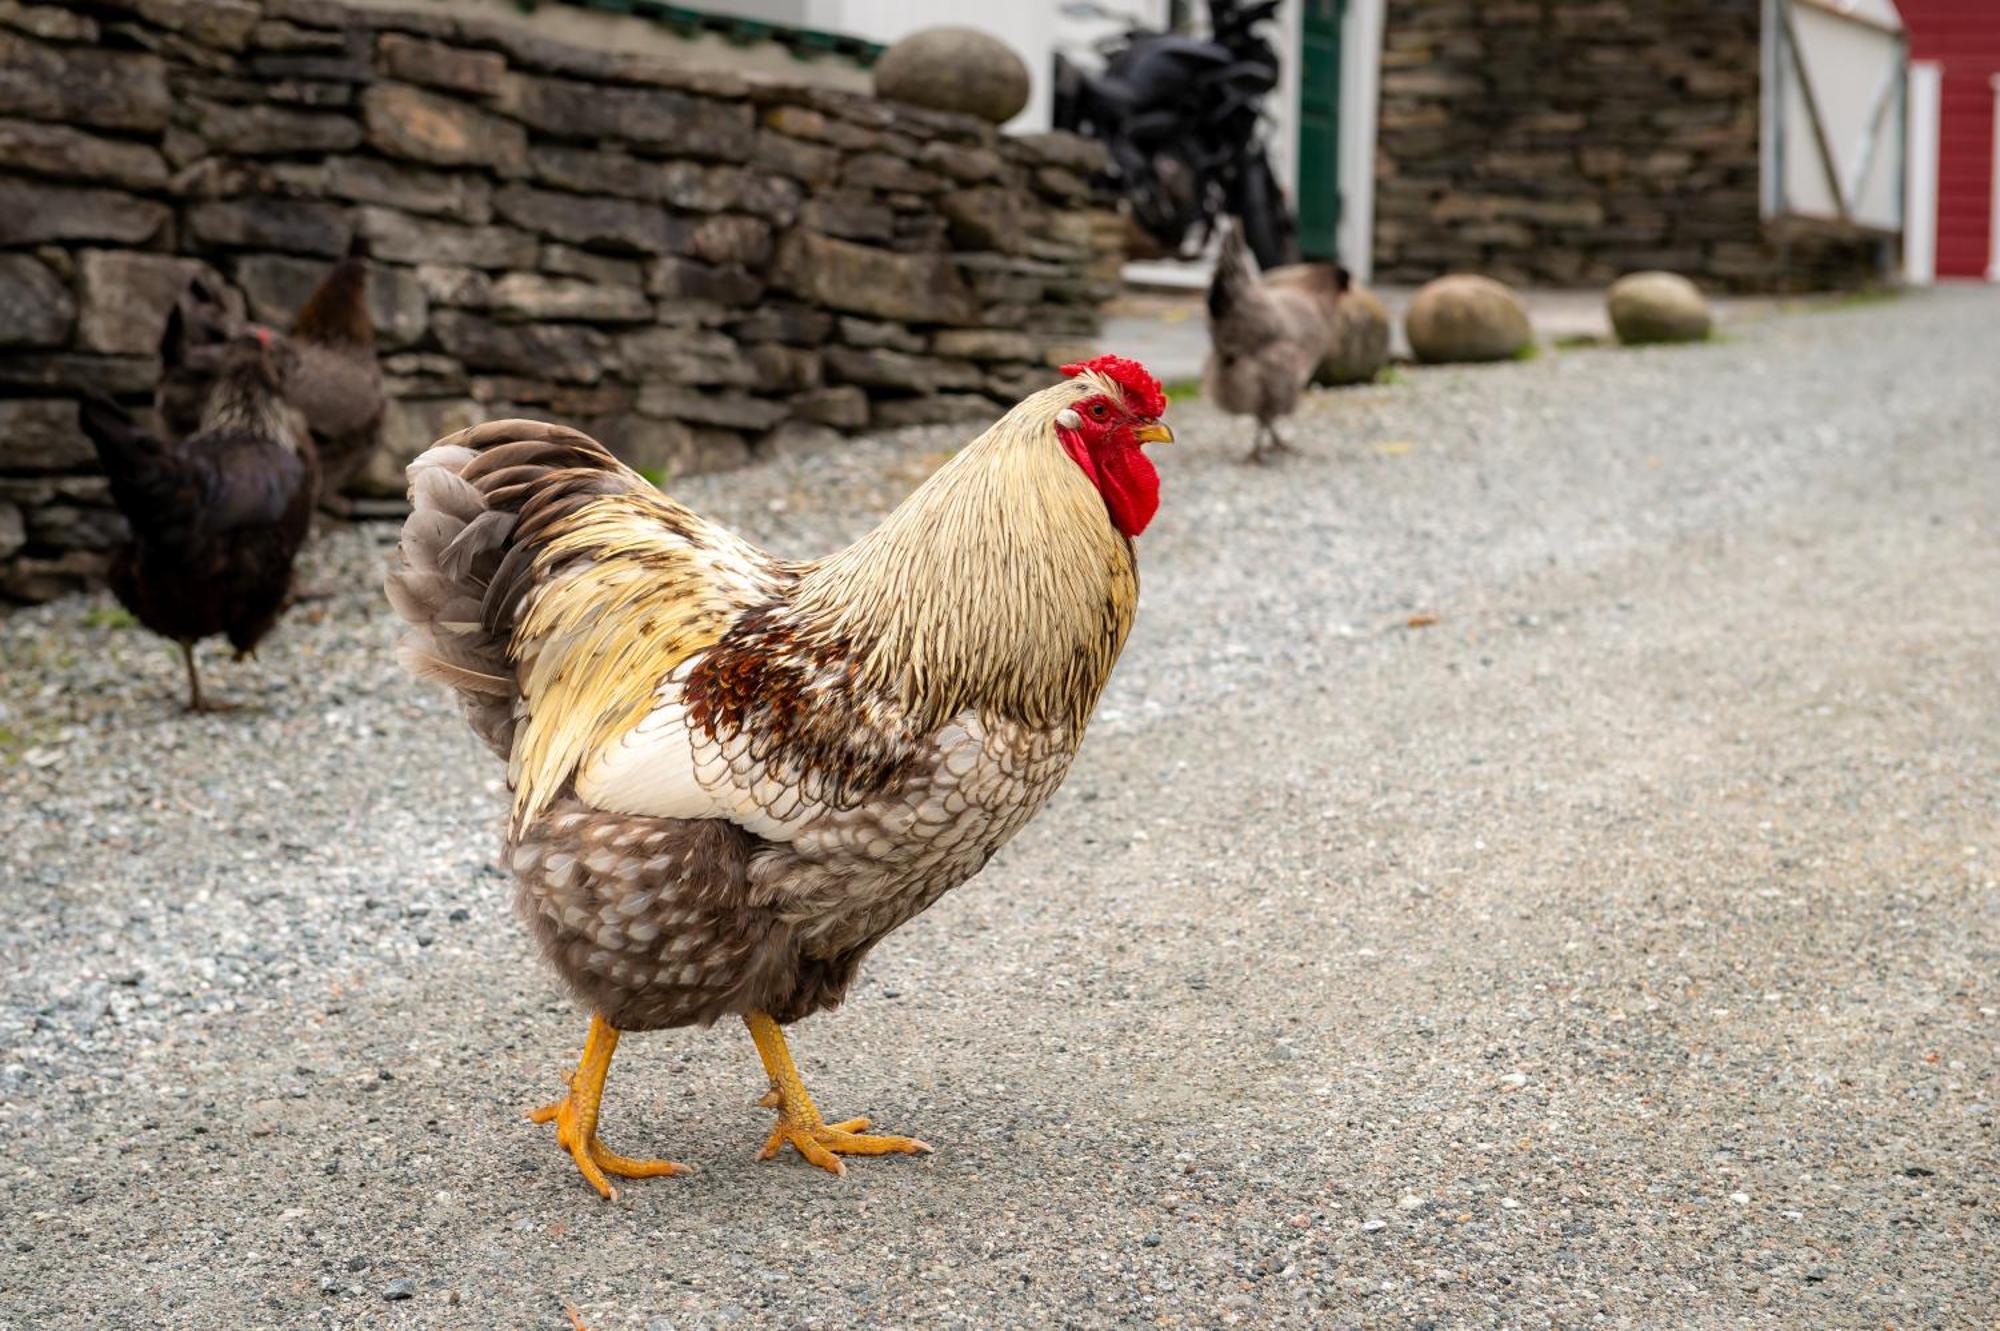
<box><xmin>1297</xmin><ymin>0</ymin><xmax>1344</xmax><ymax>261</ymax></box>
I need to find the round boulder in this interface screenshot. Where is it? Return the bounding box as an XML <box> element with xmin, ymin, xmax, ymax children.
<box><xmin>1405</xmin><ymin>274</ymin><xmax>1531</xmax><ymax>364</ymax></box>
<box><xmin>872</xmin><ymin>27</ymin><xmax>1031</xmax><ymax>125</ymax></box>
<box><xmin>1608</xmin><ymin>271</ymin><xmax>1712</xmax><ymax>345</ymax></box>
<box><xmin>1319</xmin><ymin>285</ymin><xmax>1391</xmax><ymax>385</ymax></box>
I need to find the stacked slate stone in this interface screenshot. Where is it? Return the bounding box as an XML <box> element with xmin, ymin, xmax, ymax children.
<box><xmin>1370</xmin><ymin>0</ymin><xmax>1881</xmax><ymax>294</ymax></box>
<box><xmin>0</xmin><ymin>0</ymin><xmax>1123</xmax><ymax>601</ymax></box>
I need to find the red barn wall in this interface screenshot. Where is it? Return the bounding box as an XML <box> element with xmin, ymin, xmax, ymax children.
<box><xmin>1899</xmin><ymin>0</ymin><xmax>2000</xmax><ymax>278</ymax></box>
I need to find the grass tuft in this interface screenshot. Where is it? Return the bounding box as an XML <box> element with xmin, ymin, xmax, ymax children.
<box><xmin>1820</xmin><ymin>286</ymin><xmax>1902</xmax><ymax>311</ymax></box>
<box><xmin>83</xmin><ymin>606</ymin><xmax>138</xmax><ymax>630</ymax></box>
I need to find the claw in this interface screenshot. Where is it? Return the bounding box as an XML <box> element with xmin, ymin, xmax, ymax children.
<box><xmin>743</xmin><ymin>1010</ymin><xmax>932</xmax><ymax>1177</ymax></box>
<box><xmin>531</xmin><ymin>1014</ymin><xmax>692</xmax><ymax>1199</ymax></box>
<box><xmin>757</xmin><ymin>1111</ymin><xmax>930</xmax><ymax>1177</ymax></box>
<box><xmin>528</xmin><ymin>1093</ymin><xmax>694</xmax><ymax>1200</ymax></box>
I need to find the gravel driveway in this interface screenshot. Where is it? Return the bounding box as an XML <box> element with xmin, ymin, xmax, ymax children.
<box><xmin>2</xmin><ymin>288</ymin><xmax>1994</xmax><ymax>1330</ymax></box>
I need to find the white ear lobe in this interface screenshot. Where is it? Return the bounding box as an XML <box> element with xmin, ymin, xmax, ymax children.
<box><xmin>1056</xmin><ymin>408</ymin><xmax>1082</xmax><ymax>430</ymax></box>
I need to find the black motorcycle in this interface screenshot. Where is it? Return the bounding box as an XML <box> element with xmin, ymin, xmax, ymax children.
<box><xmin>1054</xmin><ymin>0</ymin><xmax>1299</xmax><ymax>269</ymax></box>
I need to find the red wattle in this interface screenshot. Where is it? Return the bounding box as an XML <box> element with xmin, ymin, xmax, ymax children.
<box><xmin>1058</xmin><ymin>425</ymin><xmax>1160</xmax><ymax>538</ymax></box>
<box><xmin>1096</xmin><ymin>444</ymin><xmax>1160</xmax><ymax>538</ymax></box>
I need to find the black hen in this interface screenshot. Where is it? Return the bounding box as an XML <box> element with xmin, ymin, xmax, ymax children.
<box><xmin>80</xmin><ymin>332</ymin><xmax>318</xmax><ymax>711</ymax></box>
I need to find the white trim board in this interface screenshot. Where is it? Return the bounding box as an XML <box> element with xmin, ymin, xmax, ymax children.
<box><xmin>1338</xmin><ymin>0</ymin><xmax>1384</xmax><ymax>283</ymax></box>
<box><xmin>1905</xmin><ymin>61</ymin><xmax>1940</xmax><ymax>284</ymax></box>
<box><xmin>1990</xmin><ymin>74</ymin><xmax>2000</xmax><ymax>280</ymax></box>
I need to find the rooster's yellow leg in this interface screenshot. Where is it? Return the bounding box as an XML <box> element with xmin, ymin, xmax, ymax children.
<box><xmin>527</xmin><ymin>1012</ymin><xmax>693</xmax><ymax>1199</ymax></box>
<box><xmin>744</xmin><ymin>1010</ymin><xmax>932</xmax><ymax>1176</ymax></box>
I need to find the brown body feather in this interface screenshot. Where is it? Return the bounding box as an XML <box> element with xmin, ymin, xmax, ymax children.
<box><xmin>386</xmin><ymin>374</ymin><xmax>1141</xmax><ymax>1030</ymax></box>
<box><xmin>287</xmin><ymin>258</ymin><xmax>384</xmax><ymax>499</ymax></box>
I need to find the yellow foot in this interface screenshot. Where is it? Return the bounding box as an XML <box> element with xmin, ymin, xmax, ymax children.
<box><xmin>754</xmin><ymin>1087</ymin><xmax>931</xmax><ymax>1177</ymax></box>
<box><xmin>528</xmin><ymin>1092</ymin><xmax>693</xmax><ymax>1200</ymax></box>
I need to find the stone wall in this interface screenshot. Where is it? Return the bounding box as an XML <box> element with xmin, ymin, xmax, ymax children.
<box><xmin>0</xmin><ymin>0</ymin><xmax>1122</xmax><ymax>601</ymax></box>
<box><xmin>1372</xmin><ymin>0</ymin><xmax>1885</xmax><ymax>293</ymax></box>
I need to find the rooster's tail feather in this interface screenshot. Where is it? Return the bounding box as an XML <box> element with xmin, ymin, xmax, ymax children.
<box><xmin>385</xmin><ymin>420</ymin><xmax>656</xmax><ymax>762</ymax></box>
<box><xmin>382</xmin><ymin>425</ymin><xmax>588</xmax><ymax>755</ymax></box>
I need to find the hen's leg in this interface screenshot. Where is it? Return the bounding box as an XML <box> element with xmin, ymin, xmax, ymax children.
<box><xmin>1248</xmin><ymin>420</ymin><xmax>1289</xmax><ymax>465</ymax></box>
<box><xmin>180</xmin><ymin>641</ymin><xmax>203</xmax><ymax>711</ymax></box>
<box><xmin>528</xmin><ymin>1012</ymin><xmax>692</xmax><ymax>1199</ymax></box>
<box><xmin>179</xmin><ymin>641</ymin><xmax>248</xmax><ymax>712</ymax></box>
<box><xmin>744</xmin><ymin>1010</ymin><xmax>931</xmax><ymax>1176</ymax></box>
<box><xmin>178</xmin><ymin>641</ymin><xmax>235</xmax><ymax>712</ymax></box>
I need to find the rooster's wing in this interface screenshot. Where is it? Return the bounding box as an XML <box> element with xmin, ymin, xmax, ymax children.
<box><xmin>386</xmin><ymin>419</ymin><xmax>803</xmax><ymax>828</ymax></box>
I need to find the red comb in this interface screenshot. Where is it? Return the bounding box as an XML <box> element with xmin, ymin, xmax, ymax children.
<box><xmin>1061</xmin><ymin>354</ymin><xmax>1166</xmax><ymax>418</ymax></box>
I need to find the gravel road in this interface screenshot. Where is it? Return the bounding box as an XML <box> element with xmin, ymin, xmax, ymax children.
<box><xmin>2</xmin><ymin>288</ymin><xmax>1995</xmax><ymax>1330</ymax></box>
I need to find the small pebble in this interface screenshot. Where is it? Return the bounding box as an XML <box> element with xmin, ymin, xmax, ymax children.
<box><xmin>382</xmin><ymin>1277</ymin><xmax>416</xmax><ymax>1301</ymax></box>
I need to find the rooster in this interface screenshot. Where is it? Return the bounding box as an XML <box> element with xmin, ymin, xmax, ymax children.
<box><xmin>159</xmin><ymin>258</ymin><xmax>384</xmax><ymax>512</ymax></box>
<box><xmin>81</xmin><ymin>330</ymin><xmax>317</xmax><ymax>711</ymax></box>
<box><xmin>1202</xmin><ymin>221</ymin><xmax>1349</xmax><ymax>463</ymax></box>
<box><xmin>385</xmin><ymin>356</ymin><xmax>1172</xmax><ymax>1197</ymax></box>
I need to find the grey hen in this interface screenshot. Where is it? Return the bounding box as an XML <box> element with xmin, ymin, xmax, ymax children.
<box><xmin>1201</xmin><ymin>222</ymin><xmax>1350</xmax><ymax>463</ymax></box>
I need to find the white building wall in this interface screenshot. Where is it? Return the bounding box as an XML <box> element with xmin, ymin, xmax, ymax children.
<box><xmin>805</xmin><ymin>0</ymin><xmax>1067</xmax><ymax>129</ymax></box>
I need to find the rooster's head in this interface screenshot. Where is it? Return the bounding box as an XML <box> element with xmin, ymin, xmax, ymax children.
<box><xmin>1054</xmin><ymin>355</ymin><xmax>1173</xmax><ymax>538</ymax></box>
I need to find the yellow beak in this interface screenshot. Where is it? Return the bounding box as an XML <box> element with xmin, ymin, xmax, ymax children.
<box><xmin>1130</xmin><ymin>421</ymin><xmax>1175</xmax><ymax>446</ymax></box>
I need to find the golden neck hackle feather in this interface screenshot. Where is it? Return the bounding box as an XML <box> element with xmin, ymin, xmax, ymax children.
<box><xmin>796</xmin><ymin>372</ymin><xmax>1140</xmax><ymax>736</ymax></box>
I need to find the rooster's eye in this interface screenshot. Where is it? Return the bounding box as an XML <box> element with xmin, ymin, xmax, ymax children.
<box><xmin>1088</xmin><ymin>402</ymin><xmax>1108</xmax><ymax>419</ymax></box>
